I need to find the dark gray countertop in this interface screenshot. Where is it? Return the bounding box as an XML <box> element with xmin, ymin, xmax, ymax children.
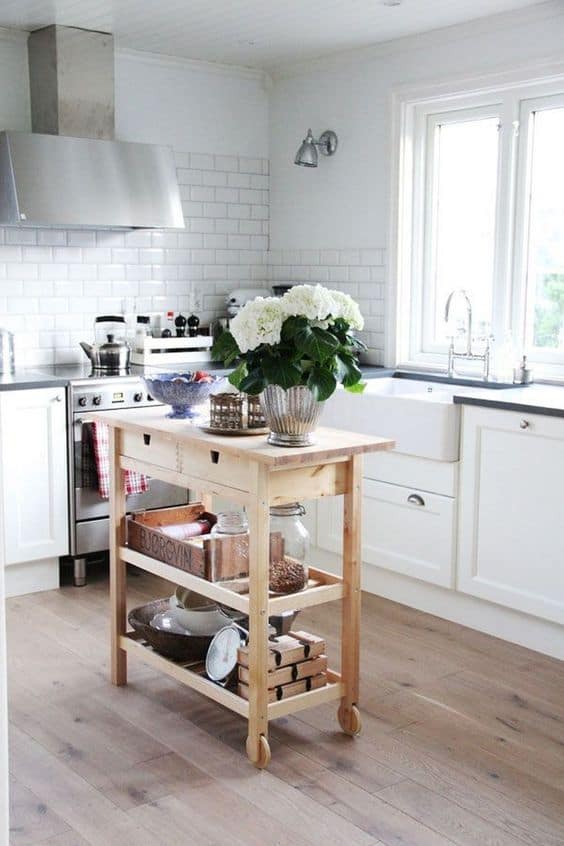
<box><xmin>452</xmin><ymin>385</ymin><xmax>564</xmax><ymax>418</ymax></box>
<box><xmin>0</xmin><ymin>369</ymin><xmax>69</xmax><ymax>391</ymax></box>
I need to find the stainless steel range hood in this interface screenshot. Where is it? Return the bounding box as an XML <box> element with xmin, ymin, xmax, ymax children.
<box><xmin>0</xmin><ymin>131</ymin><xmax>184</xmax><ymax>228</ymax></box>
<box><xmin>0</xmin><ymin>25</ymin><xmax>184</xmax><ymax>229</ymax></box>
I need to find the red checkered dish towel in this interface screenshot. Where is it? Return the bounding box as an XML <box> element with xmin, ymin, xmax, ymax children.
<box><xmin>89</xmin><ymin>420</ymin><xmax>149</xmax><ymax>499</ymax></box>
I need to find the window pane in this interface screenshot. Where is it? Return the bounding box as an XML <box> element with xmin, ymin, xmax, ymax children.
<box><xmin>526</xmin><ymin>108</ymin><xmax>564</xmax><ymax>351</ymax></box>
<box><xmin>427</xmin><ymin>117</ymin><xmax>499</xmax><ymax>346</ymax></box>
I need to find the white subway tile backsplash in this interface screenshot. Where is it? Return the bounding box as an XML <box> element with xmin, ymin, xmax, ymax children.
<box><xmin>98</xmin><ymin>264</ymin><xmax>126</xmax><ymax>281</ymax></box>
<box><xmin>124</xmin><ymin>230</ymin><xmax>153</xmax><ymax>247</ymax></box>
<box><xmin>7</xmin><ymin>264</ymin><xmax>38</xmax><ymax>280</ymax></box>
<box><xmin>38</xmin><ymin>229</ymin><xmax>67</xmax><ymax>246</ymax></box>
<box><xmin>228</xmin><ymin>173</ymin><xmax>251</xmax><ymax>189</ymax></box>
<box><xmin>238</xmin><ymin>220</ymin><xmax>264</xmax><ymax>236</ymax></box>
<box><xmin>228</xmin><ymin>204</ymin><xmax>251</xmax><ymax>219</ymax></box>
<box><xmin>214</xmin><ymin>219</ymin><xmax>239</xmax><ymax>235</ymax></box>
<box><xmin>69</xmin><ymin>264</ymin><xmax>97</xmax><ymax>281</ymax></box>
<box><xmin>239</xmin><ymin>157</ymin><xmax>263</xmax><ymax>174</ymax></box>
<box><xmin>214</xmin><ymin>155</ymin><xmax>238</xmax><ymax>172</ymax></box>
<box><xmin>0</xmin><ymin>246</ymin><xmax>22</xmax><ymax>262</ymax></box>
<box><xmin>40</xmin><ymin>297</ymin><xmax>69</xmax><ymax>314</ymax></box>
<box><xmin>39</xmin><ymin>263</ymin><xmax>68</xmax><ymax>281</ymax></box>
<box><xmin>177</xmin><ymin>168</ymin><xmax>202</xmax><ymax>186</ymax></box>
<box><xmin>150</xmin><ymin>231</ymin><xmax>179</xmax><ymax>248</ymax></box>
<box><xmin>191</xmin><ymin>186</ymin><xmax>216</xmax><ymax>203</ymax></box>
<box><xmin>190</xmin><ymin>153</ymin><xmax>214</xmax><ymax>170</ymax></box>
<box><xmin>202</xmin><ymin>170</ymin><xmax>227</xmax><ymax>187</ymax></box>
<box><xmin>0</xmin><ymin>151</ymin><xmax>385</xmax><ymax>366</ymax></box>
<box><xmin>53</xmin><ymin>246</ymin><xmax>82</xmax><ymax>262</ymax></box>
<box><xmin>203</xmin><ymin>234</ymin><xmax>228</xmax><ymax>249</ymax></box>
<box><xmin>68</xmin><ymin>231</ymin><xmax>96</xmax><ymax>247</ymax></box>
<box><xmin>251</xmin><ymin>205</ymin><xmax>268</xmax><ymax>220</ymax></box>
<box><xmin>190</xmin><ymin>218</ymin><xmax>215</xmax><ymax>234</ymax></box>
<box><xmin>215</xmin><ymin>187</ymin><xmax>239</xmax><ymax>204</ymax></box>
<box><xmin>6</xmin><ymin>229</ymin><xmax>37</xmax><ymax>245</ymax></box>
<box><xmin>22</xmin><ymin>246</ymin><xmax>52</xmax><ymax>263</ymax></box>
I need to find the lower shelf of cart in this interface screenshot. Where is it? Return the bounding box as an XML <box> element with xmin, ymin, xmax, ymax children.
<box><xmin>121</xmin><ymin>632</ymin><xmax>343</xmax><ymax>719</ymax></box>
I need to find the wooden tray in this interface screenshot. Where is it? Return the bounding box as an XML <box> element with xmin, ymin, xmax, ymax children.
<box><xmin>200</xmin><ymin>425</ymin><xmax>269</xmax><ymax>437</ymax></box>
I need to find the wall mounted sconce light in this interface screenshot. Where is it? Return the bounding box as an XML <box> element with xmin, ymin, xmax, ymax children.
<box><xmin>294</xmin><ymin>128</ymin><xmax>338</xmax><ymax>167</ymax></box>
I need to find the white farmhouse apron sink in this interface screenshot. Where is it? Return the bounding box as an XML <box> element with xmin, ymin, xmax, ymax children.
<box><xmin>321</xmin><ymin>378</ymin><xmax>478</xmax><ymax>461</ymax></box>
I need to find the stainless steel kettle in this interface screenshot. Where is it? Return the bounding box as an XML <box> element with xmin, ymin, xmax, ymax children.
<box><xmin>0</xmin><ymin>328</ymin><xmax>15</xmax><ymax>375</ymax></box>
<box><xmin>80</xmin><ymin>315</ymin><xmax>131</xmax><ymax>373</ymax></box>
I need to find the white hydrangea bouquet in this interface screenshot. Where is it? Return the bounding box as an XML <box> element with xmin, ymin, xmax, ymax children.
<box><xmin>211</xmin><ymin>284</ymin><xmax>366</xmax><ymax>401</ymax></box>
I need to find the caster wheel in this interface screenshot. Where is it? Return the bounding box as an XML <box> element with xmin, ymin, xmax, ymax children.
<box><xmin>246</xmin><ymin>733</ymin><xmax>271</xmax><ymax>768</ymax></box>
<box><xmin>338</xmin><ymin>703</ymin><xmax>362</xmax><ymax>736</ymax></box>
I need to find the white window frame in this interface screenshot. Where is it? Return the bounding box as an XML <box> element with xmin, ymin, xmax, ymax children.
<box><xmin>512</xmin><ymin>91</ymin><xmax>564</xmax><ymax>374</ymax></box>
<box><xmin>389</xmin><ymin>63</ymin><xmax>564</xmax><ymax>381</ymax></box>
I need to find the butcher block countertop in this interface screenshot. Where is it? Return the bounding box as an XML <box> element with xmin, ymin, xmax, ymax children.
<box><xmin>90</xmin><ymin>405</ymin><xmax>395</xmax><ymax>467</ymax></box>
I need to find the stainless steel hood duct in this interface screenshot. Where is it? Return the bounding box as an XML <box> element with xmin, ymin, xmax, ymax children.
<box><xmin>0</xmin><ymin>25</ymin><xmax>184</xmax><ymax>229</ymax></box>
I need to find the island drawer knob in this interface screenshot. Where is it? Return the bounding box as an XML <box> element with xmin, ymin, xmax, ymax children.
<box><xmin>520</xmin><ymin>419</ymin><xmax>530</xmax><ymax>429</ymax></box>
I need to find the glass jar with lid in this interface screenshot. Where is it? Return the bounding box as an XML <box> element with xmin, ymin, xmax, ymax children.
<box><xmin>211</xmin><ymin>511</ymin><xmax>248</xmax><ymax>536</ymax></box>
<box><xmin>269</xmin><ymin>502</ymin><xmax>310</xmax><ymax>592</ymax></box>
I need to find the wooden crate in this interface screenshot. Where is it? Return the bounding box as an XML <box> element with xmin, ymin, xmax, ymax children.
<box><xmin>127</xmin><ymin>503</ymin><xmax>283</xmax><ymax>582</ymax></box>
<box><xmin>238</xmin><ymin>673</ymin><xmax>327</xmax><ymax>702</ymax></box>
<box><xmin>237</xmin><ymin>631</ymin><xmax>326</xmax><ymax>670</ymax></box>
<box><xmin>238</xmin><ymin>654</ymin><xmax>327</xmax><ymax>688</ymax></box>
<box><xmin>130</xmin><ymin>335</ymin><xmax>213</xmax><ymax>366</ymax></box>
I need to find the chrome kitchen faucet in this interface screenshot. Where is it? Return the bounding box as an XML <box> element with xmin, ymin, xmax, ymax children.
<box><xmin>444</xmin><ymin>289</ymin><xmax>492</xmax><ymax>381</ymax></box>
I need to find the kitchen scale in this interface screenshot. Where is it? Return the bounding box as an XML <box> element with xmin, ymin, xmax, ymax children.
<box><xmin>205</xmin><ymin>619</ymin><xmax>283</xmax><ymax>686</ymax></box>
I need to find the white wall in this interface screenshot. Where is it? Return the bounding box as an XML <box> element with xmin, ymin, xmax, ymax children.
<box><xmin>0</xmin><ymin>35</ymin><xmax>270</xmax><ymax>367</ymax></box>
<box><xmin>269</xmin><ymin>2</ymin><xmax>564</xmax><ymax>252</ymax></box>
<box><xmin>115</xmin><ymin>49</ymin><xmax>269</xmax><ymax>157</ymax></box>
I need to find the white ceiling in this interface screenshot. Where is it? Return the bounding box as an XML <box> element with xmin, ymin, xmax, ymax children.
<box><xmin>0</xmin><ymin>0</ymin><xmax>547</xmax><ymax>71</ymax></box>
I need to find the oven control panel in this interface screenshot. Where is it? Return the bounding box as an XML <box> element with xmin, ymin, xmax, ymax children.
<box><xmin>71</xmin><ymin>382</ymin><xmax>158</xmax><ymax>412</ymax></box>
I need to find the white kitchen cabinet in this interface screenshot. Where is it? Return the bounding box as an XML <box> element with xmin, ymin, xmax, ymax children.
<box><xmin>457</xmin><ymin>406</ymin><xmax>564</xmax><ymax>624</ymax></box>
<box><xmin>316</xmin><ymin>476</ymin><xmax>456</xmax><ymax>588</ymax></box>
<box><xmin>0</xmin><ymin>387</ymin><xmax>69</xmax><ymax>565</ymax></box>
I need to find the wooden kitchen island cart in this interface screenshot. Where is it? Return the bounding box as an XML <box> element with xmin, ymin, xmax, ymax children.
<box><xmin>99</xmin><ymin>407</ymin><xmax>394</xmax><ymax>768</ymax></box>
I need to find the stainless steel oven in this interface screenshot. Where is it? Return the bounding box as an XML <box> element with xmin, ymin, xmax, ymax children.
<box><xmin>68</xmin><ymin>376</ymin><xmax>188</xmax><ymax>585</ymax></box>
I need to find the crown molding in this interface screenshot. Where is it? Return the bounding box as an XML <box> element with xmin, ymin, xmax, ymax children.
<box><xmin>116</xmin><ymin>46</ymin><xmax>271</xmax><ymax>87</ymax></box>
<box><xmin>269</xmin><ymin>1</ymin><xmax>563</xmax><ymax>80</ymax></box>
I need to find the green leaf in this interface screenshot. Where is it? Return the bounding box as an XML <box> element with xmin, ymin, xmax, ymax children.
<box><xmin>262</xmin><ymin>355</ymin><xmax>302</xmax><ymax>389</ymax></box>
<box><xmin>228</xmin><ymin>360</ymin><xmax>247</xmax><ymax>389</ymax></box>
<box><xmin>307</xmin><ymin>367</ymin><xmax>337</xmax><ymax>402</ymax></box>
<box><xmin>344</xmin><ymin>381</ymin><xmax>366</xmax><ymax>394</ymax></box>
<box><xmin>295</xmin><ymin>325</ymin><xmax>340</xmax><ymax>363</ymax></box>
<box><xmin>239</xmin><ymin>370</ymin><xmax>267</xmax><ymax>395</ymax></box>
<box><xmin>281</xmin><ymin>315</ymin><xmax>308</xmax><ymax>342</ymax></box>
<box><xmin>211</xmin><ymin>330</ymin><xmax>240</xmax><ymax>365</ymax></box>
<box><xmin>336</xmin><ymin>353</ymin><xmax>362</xmax><ymax>387</ymax></box>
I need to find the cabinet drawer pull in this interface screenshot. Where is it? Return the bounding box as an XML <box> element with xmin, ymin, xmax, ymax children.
<box><xmin>407</xmin><ymin>493</ymin><xmax>425</xmax><ymax>507</ymax></box>
<box><xmin>520</xmin><ymin>419</ymin><xmax>530</xmax><ymax>430</ymax></box>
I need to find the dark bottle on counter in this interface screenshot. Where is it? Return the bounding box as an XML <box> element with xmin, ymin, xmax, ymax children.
<box><xmin>174</xmin><ymin>313</ymin><xmax>187</xmax><ymax>337</ymax></box>
<box><xmin>187</xmin><ymin>313</ymin><xmax>200</xmax><ymax>337</ymax></box>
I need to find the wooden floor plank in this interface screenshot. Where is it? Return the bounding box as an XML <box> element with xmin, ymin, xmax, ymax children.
<box><xmin>9</xmin><ymin>778</ymin><xmax>70</xmax><ymax>845</ymax></box>
<box><xmin>6</xmin><ymin>567</ymin><xmax>564</xmax><ymax>846</ymax></box>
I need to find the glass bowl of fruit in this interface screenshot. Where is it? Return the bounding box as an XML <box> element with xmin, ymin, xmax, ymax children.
<box><xmin>143</xmin><ymin>371</ymin><xmax>225</xmax><ymax>419</ymax></box>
